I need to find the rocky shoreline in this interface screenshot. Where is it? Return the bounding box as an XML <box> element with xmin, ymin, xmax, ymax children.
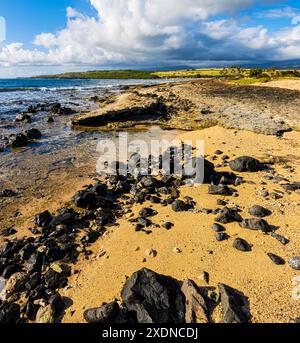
<box><xmin>1</xmin><ymin>79</ymin><xmax>300</xmax><ymax>323</ymax></box>
<box><xmin>72</xmin><ymin>79</ymin><xmax>299</xmax><ymax>135</ymax></box>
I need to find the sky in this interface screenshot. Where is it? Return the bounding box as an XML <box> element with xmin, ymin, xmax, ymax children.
<box><xmin>0</xmin><ymin>0</ymin><xmax>300</xmax><ymax>77</ymax></box>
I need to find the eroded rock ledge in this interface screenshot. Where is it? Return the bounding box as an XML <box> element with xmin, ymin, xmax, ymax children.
<box><xmin>72</xmin><ymin>79</ymin><xmax>299</xmax><ymax>135</ymax></box>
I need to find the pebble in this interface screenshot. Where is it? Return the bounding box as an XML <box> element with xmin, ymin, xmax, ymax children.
<box><xmin>233</xmin><ymin>238</ymin><xmax>252</xmax><ymax>252</ymax></box>
<box><xmin>267</xmin><ymin>253</ymin><xmax>285</xmax><ymax>265</ymax></box>
<box><xmin>173</xmin><ymin>248</ymin><xmax>182</xmax><ymax>254</ymax></box>
<box><xmin>271</xmin><ymin>233</ymin><xmax>289</xmax><ymax>245</ymax></box>
<box><xmin>289</xmin><ymin>257</ymin><xmax>300</xmax><ymax>270</ymax></box>
<box><xmin>248</xmin><ymin>205</ymin><xmax>271</xmax><ymax>218</ymax></box>
<box><xmin>216</xmin><ymin>233</ymin><xmax>228</xmax><ymax>241</ymax></box>
<box><xmin>212</xmin><ymin>223</ymin><xmax>226</xmax><ymax>232</ymax></box>
<box><xmin>162</xmin><ymin>222</ymin><xmax>174</xmax><ymax>230</ymax></box>
<box><xmin>146</xmin><ymin>249</ymin><xmax>157</xmax><ymax>258</ymax></box>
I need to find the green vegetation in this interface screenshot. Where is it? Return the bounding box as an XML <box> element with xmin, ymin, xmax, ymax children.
<box><xmin>33</xmin><ymin>67</ymin><xmax>300</xmax><ymax>82</ymax></box>
<box><xmin>35</xmin><ymin>70</ymin><xmax>159</xmax><ymax>79</ymax></box>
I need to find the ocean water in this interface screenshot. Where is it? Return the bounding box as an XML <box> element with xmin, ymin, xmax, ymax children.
<box><xmin>0</xmin><ymin>78</ymin><xmax>181</xmax><ymax>187</ymax></box>
<box><xmin>0</xmin><ymin>78</ymin><xmax>180</xmax><ymax>155</ymax></box>
<box><xmin>0</xmin><ymin>78</ymin><xmax>174</xmax><ymax>118</ymax></box>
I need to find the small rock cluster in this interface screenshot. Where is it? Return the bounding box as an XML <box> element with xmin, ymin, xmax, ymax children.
<box><xmin>83</xmin><ymin>268</ymin><xmax>251</xmax><ymax>324</ymax></box>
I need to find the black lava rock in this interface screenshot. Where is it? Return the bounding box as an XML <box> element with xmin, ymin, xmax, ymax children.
<box><xmin>233</xmin><ymin>238</ymin><xmax>252</xmax><ymax>252</ymax></box>
<box><xmin>162</xmin><ymin>222</ymin><xmax>174</xmax><ymax>230</ymax></box>
<box><xmin>208</xmin><ymin>185</ymin><xmax>234</xmax><ymax>196</ymax></box>
<box><xmin>248</xmin><ymin>205</ymin><xmax>271</xmax><ymax>218</ymax></box>
<box><xmin>0</xmin><ymin>303</ymin><xmax>20</xmax><ymax>323</ymax></box>
<box><xmin>84</xmin><ymin>301</ymin><xmax>120</xmax><ymax>324</ymax></box>
<box><xmin>121</xmin><ymin>268</ymin><xmax>185</xmax><ymax>323</ymax></box>
<box><xmin>215</xmin><ymin>207</ymin><xmax>243</xmax><ymax>224</ymax></box>
<box><xmin>49</xmin><ymin>212</ymin><xmax>75</xmax><ymax>227</ymax></box>
<box><xmin>172</xmin><ymin>200</ymin><xmax>191</xmax><ymax>212</ymax></box>
<box><xmin>216</xmin><ymin>233</ymin><xmax>229</xmax><ymax>241</ymax></box>
<box><xmin>15</xmin><ymin>113</ymin><xmax>31</xmax><ymax>123</ymax></box>
<box><xmin>44</xmin><ymin>269</ymin><xmax>68</xmax><ymax>290</ymax></box>
<box><xmin>212</xmin><ymin>223</ymin><xmax>226</xmax><ymax>232</ymax></box>
<box><xmin>229</xmin><ymin>156</ymin><xmax>263</xmax><ymax>173</ymax></box>
<box><xmin>267</xmin><ymin>253</ymin><xmax>285</xmax><ymax>265</ymax></box>
<box><xmin>25</xmin><ymin>128</ymin><xmax>42</xmax><ymax>140</ymax></box>
<box><xmin>35</xmin><ymin>210</ymin><xmax>53</xmax><ymax>228</ymax></box>
<box><xmin>9</xmin><ymin>133</ymin><xmax>28</xmax><ymax>148</ymax></box>
<box><xmin>271</xmin><ymin>233</ymin><xmax>289</xmax><ymax>245</ymax></box>
<box><xmin>281</xmin><ymin>183</ymin><xmax>300</xmax><ymax>192</ymax></box>
<box><xmin>218</xmin><ymin>284</ymin><xmax>250</xmax><ymax>323</ymax></box>
<box><xmin>240</xmin><ymin>218</ymin><xmax>272</xmax><ymax>233</ymax></box>
<box><xmin>139</xmin><ymin>208</ymin><xmax>158</xmax><ymax>218</ymax></box>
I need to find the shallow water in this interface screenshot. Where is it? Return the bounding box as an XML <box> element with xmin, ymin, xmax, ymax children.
<box><xmin>0</xmin><ymin>78</ymin><xmax>182</xmax><ymax>198</ymax></box>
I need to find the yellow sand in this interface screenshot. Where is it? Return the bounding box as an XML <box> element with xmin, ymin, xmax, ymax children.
<box><xmin>60</xmin><ymin>126</ymin><xmax>300</xmax><ymax>323</ymax></box>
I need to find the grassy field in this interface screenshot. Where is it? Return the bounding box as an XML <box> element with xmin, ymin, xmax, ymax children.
<box><xmin>33</xmin><ymin>68</ymin><xmax>300</xmax><ymax>81</ymax></box>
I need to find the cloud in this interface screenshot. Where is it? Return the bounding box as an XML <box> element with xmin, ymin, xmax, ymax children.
<box><xmin>0</xmin><ymin>0</ymin><xmax>299</xmax><ymax>72</ymax></box>
<box><xmin>257</xmin><ymin>6</ymin><xmax>298</xmax><ymax>18</ymax></box>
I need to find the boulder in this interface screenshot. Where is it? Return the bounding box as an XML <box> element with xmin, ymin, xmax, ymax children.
<box><xmin>181</xmin><ymin>280</ymin><xmax>208</xmax><ymax>323</ymax></box>
<box><xmin>0</xmin><ymin>272</ymin><xmax>28</xmax><ymax>300</ymax></box>
<box><xmin>218</xmin><ymin>284</ymin><xmax>250</xmax><ymax>323</ymax></box>
<box><xmin>121</xmin><ymin>268</ymin><xmax>185</xmax><ymax>323</ymax></box>
<box><xmin>0</xmin><ymin>303</ymin><xmax>20</xmax><ymax>323</ymax></box>
<box><xmin>36</xmin><ymin>304</ymin><xmax>55</xmax><ymax>323</ymax></box>
<box><xmin>35</xmin><ymin>210</ymin><xmax>53</xmax><ymax>228</ymax></box>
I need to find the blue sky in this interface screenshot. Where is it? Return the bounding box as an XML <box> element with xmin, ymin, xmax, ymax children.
<box><xmin>1</xmin><ymin>0</ymin><xmax>96</xmax><ymax>47</ymax></box>
<box><xmin>0</xmin><ymin>0</ymin><xmax>300</xmax><ymax>77</ymax></box>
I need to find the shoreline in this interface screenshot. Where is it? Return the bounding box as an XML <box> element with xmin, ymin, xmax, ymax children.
<box><xmin>1</xmin><ymin>79</ymin><xmax>300</xmax><ymax>323</ymax></box>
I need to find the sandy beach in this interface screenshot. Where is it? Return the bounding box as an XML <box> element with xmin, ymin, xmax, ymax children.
<box><xmin>1</xmin><ymin>79</ymin><xmax>300</xmax><ymax>323</ymax></box>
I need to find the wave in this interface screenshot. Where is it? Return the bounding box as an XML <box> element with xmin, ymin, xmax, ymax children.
<box><xmin>0</xmin><ymin>85</ymin><xmax>119</xmax><ymax>93</ymax></box>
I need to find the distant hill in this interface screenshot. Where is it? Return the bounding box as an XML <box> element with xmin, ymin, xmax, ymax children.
<box><xmin>32</xmin><ymin>70</ymin><xmax>159</xmax><ymax>79</ymax></box>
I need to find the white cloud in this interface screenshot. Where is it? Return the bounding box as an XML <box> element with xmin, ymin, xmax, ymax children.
<box><xmin>0</xmin><ymin>0</ymin><xmax>299</xmax><ymax>73</ymax></box>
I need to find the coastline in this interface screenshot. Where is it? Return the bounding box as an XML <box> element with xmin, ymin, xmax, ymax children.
<box><xmin>1</xmin><ymin>78</ymin><xmax>300</xmax><ymax>323</ymax></box>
